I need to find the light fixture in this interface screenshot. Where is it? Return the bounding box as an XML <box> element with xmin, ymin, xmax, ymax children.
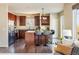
<box><xmin>40</xmin><ymin>8</ymin><xmax>47</xmax><ymax>20</ymax></box>
<box><xmin>41</xmin><ymin>8</ymin><xmax>44</xmax><ymax>16</ymax></box>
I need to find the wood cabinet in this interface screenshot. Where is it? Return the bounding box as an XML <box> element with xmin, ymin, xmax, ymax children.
<box><xmin>8</xmin><ymin>12</ymin><xmax>17</xmax><ymax>45</ymax></box>
<box><xmin>8</xmin><ymin>12</ymin><xmax>17</xmax><ymax>26</ymax></box>
<box><xmin>34</xmin><ymin>16</ymin><xmax>50</xmax><ymax>26</ymax></box>
<box><xmin>41</xmin><ymin>16</ymin><xmax>50</xmax><ymax>25</ymax></box>
<box><xmin>19</xmin><ymin>30</ymin><xmax>26</xmax><ymax>39</ymax></box>
<box><xmin>19</xmin><ymin>16</ymin><xmax>26</xmax><ymax>26</ymax></box>
<box><xmin>34</xmin><ymin>16</ymin><xmax>40</xmax><ymax>26</ymax></box>
<box><xmin>25</xmin><ymin>32</ymin><xmax>35</xmax><ymax>46</ymax></box>
<box><xmin>8</xmin><ymin>12</ymin><xmax>17</xmax><ymax>20</ymax></box>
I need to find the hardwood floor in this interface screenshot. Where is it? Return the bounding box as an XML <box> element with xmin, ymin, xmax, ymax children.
<box><xmin>0</xmin><ymin>39</ymin><xmax>52</xmax><ymax>53</ymax></box>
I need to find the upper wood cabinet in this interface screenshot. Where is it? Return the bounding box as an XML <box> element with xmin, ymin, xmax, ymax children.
<box><xmin>8</xmin><ymin>12</ymin><xmax>17</xmax><ymax>21</ymax></box>
<box><xmin>34</xmin><ymin>16</ymin><xmax>40</xmax><ymax>26</ymax></box>
<box><xmin>41</xmin><ymin>16</ymin><xmax>50</xmax><ymax>25</ymax></box>
<box><xmin>19</xmin><ymin>16</ymin><xmax>26</xmax><ymax>26</ymax></box>
<box><xmin>8</xmin><ymin>12</ymin><xmax>17</xmax><ymax>26</ymax></box>
<box><xmin>34</xmin><ymin>16</ymin><xmax>50</xmax><ymax>26</ymax></box>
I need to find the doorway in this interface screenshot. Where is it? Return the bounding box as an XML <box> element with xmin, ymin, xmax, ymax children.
<box><xmin>72</xmin><ymin>4</ymin><xmax>79</xmax><ymax>46</ymax></box>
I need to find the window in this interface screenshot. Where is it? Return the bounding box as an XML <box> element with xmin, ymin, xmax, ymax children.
<box><xmin>73</xmin><ymin>9</ymin><xmax>79</xmax><ymax>41</ymax></box>
<box><xmin>26</xmin><ymin>16</ymin><xmax>35</xmax><ymax>29</ymax></box>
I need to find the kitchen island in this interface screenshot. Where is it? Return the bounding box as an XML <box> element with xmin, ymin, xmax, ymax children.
<box><xmin>25</xmin><ymin>30</ymin><xmax>52</xmax><ymax>47</ymax></box>
<box><xmin>25</xmin><ymin>31</ymin><xmax>35</xmax><ymax>47</ymax></box>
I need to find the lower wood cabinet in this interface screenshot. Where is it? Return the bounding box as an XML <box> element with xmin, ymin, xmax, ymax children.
<box><xmin>25</xmin><ymin>32</ymin><xmax>35</xmax><ymax>46</ymax></box>
<box><xmin>25</xmin><ymin>32</ymin><xmax>49</xmax><ymax>46</ymax></box>
<box><xmin>19</xmin><ymin>30</ymin><xmax>26</xmax><ymax>39</ymax></box>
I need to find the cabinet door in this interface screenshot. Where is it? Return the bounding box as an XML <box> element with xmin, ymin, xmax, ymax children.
<box><xmin>19</xmin><ymin>30</ymin><xmax>26</xmax><ymax>39</ymax></box>
<box><xmin>34</xmin><ymin>16</ymin><xmax>40</xmax><ymax>26</ymax></box>
<box><xmin>8</xmin><ymin>12</ymin><xmax>17</xmax><ymax>26</ymax></box>
<box><xmin>8</xmin><ymin>12</ymin><xmax>17</xmax><ymax>21</ymax></box>
<box><xmin>25</xmin><ymin>32</ymin><xmax>35</xmax><ymax>46</ymax></box>
<box><xmin>14</xmin><ymin>16</ymin><xmax>17</xmax><ymax>26</ymax></box>
<box><xmin>41</xmin><ymin>16</ymin><xmax>50</xmax><ymax>25</ymax></box>
<box><xmin>19</xmin><ymin>16</ymin><xmax>26</xmax><ymax>26</ymax></box>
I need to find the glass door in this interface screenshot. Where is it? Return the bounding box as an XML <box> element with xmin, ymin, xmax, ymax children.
<box><xmin>73</xmin><ymin>9</ymin><xmax>79</xmax><ymax>42</ymax></box>
<box><xmin>76</xmin><ymin>9</ymin><xmax>79</xmax><ymax>41</ymax></box>
<box><xmin>73</xmin><ymin>8</ymin><xmax>79</xmax><ymax>47</ymax></box>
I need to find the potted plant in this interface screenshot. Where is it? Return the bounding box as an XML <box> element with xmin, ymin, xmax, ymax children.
<box><xmin>47</xmin><ymin>39</ymin><xmax>52</xmax><ymax>48</ymax></box>
<box><xmin>60</xmin><ymin>36</ymin><xmax>64</xmax><ymax>43</ymax></box>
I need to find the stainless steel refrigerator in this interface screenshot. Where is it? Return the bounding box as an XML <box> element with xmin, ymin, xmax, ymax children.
<box><xmin>8</xmin><ymin>20</ymin><xmax>15</xmax><ymax>46</ymax></box>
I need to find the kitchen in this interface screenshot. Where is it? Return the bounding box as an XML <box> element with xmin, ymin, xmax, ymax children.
<box><xmin>7</xmin><ymin>3</ymin><xmax>62</xmax><ymax>53</ymax></box>
<box><xmin>8</xmin><ymin>12</ymin><xmax>53</xmax><ymax>53</ymax></box>
<box><xmin>8</xmin><ymin>10</ymin><xmax>53</xmax><ymax>53</ymax></box>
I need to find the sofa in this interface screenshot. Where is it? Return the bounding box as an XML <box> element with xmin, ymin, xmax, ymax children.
<box><xmin>54</xmin><ymin>44</ymin><xmax>79</xmax><ymax>55</ymax></box>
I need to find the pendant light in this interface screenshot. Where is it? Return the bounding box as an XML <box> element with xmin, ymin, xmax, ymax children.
<box><xmin>40</xmin><ymin>8</ymin><xmax>47</xmax><ymax>20</ymax></box>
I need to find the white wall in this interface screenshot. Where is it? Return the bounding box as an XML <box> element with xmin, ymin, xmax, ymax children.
<box><xmin>64</xmin><ymin>3</ymin><xmax>73</xmax><ymax>29</ymax></box>
<box><xmin>50</xmin><ymin>13</ymin><xmax>58</xmax><ymax>38</ymax></box>
<box><xmin>0</xmin><ymin>4</ymin><xmax>8</xmax><ymax>47</ymax></box>
<box><xmin>64</xmin><ymin>3</ymin><xmax>75</xmax><ymax>41</ymax></box>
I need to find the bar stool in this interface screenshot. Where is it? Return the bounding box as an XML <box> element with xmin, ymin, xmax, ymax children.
<box><xmin>43</xmin><ymin>31</ymin><xmax>50</xmax><ymax>46</ymax></box>
<box><xmin>35</xmin><ymin>31</ymin><xmax>42</xmax><ymax>46</ymax></box>
<box><xmin>43</xmin><ymin>35</ymin><xmax>48</xmax><ymax>46</ymax></box>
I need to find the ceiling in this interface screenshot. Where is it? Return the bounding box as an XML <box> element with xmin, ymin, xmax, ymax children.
<box><xmin>8</xmin><ymin>3</ymin><xmax>64</xmax><ymax>14</ymax></box>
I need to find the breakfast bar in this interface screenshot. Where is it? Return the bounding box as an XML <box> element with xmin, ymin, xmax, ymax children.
<box><xmin>25</xmin><ymin>31</ymin><xmax>35</xmax><ymax>47</ymax></box>
<box><xmin>25</xmin><ymin>31</ymin><xmax>51</xmax><ymax>47</ymax></box>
